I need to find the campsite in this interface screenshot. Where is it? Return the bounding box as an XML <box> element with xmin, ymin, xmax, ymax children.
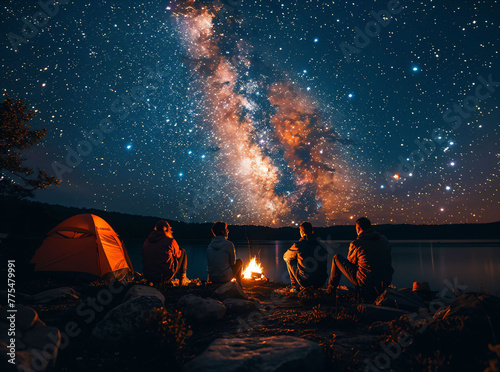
<box><xmin>1</xmin><ymin>203</ymin><xmax>499</xmax><ymax>372</ymax></box>
<box><xmin>2</xmin><ymin>1</ymin><xmax>500</xmax><ymax>370</ymax></box>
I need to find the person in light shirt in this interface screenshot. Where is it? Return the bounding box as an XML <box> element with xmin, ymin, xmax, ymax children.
<box><xmin>207</xmin><ymin>221</ymin><xmax>243</xmax><ymax>285</ymax></box>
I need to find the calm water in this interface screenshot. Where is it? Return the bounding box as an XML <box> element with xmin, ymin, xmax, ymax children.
<box><xmin>126</xmin><ymin>240</ymin><xmax>500</xmax><ymax>295</ymax></box>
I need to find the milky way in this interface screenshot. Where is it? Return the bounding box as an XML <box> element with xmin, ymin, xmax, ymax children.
<box><xmin>170</xmin><ymin>0</ymin><xmax>360</xmax><ymax>225</ymax></box>
<box><xmin>171</xmin><ymin>1</ymin><xmax>285</xmax><ymax>225</ymax></box>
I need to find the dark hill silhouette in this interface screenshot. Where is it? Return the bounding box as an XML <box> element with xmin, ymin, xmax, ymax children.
<box><xmin>1</xmin><ymin>197</ymin><xmax>498</xmax><ymax>242</ymax></box>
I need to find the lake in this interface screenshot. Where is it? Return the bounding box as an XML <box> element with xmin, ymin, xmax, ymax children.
<box><xmin>125</xmin><ymin>239</ymin><xmax>500</xmax><ymax>295</ymax></box>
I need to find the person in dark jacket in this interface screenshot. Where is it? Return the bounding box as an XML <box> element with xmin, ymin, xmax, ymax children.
<box><xmin>207</xmin><ymin>221</ymin><xmax>243</xmax><ymax>284</ymax></box>
<box><xmin>283</xmin><ymin>221</ymin><xmax>328</xmax><ymax>291</ymax></box>
<box><xmin>328</xmin><ymin>217</ymin><xmax>394</xmax><ymax>301</ymax></box>
<box><xmin>142</xmin><ymin>220</ymin><xmax>190</xmax><ymax>285</ymax></box>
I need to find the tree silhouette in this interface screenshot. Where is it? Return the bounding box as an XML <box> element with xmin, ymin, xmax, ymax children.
<box><xmin>0</xmin><ymin>95</ymin><xmax>59</xmax><ymax>198</ymax></box>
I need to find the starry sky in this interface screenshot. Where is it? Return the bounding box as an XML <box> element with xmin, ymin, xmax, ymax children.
<box><xmin>1</xmin><ymin>0</ymin><xmax>499</xmax><ymax>227</ymax></box>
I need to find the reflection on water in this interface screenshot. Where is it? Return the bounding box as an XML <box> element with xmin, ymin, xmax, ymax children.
<box><xmin>126</xmin><ymin>240</ymin><xmax>500</xmax><ymax>295</ymax></box>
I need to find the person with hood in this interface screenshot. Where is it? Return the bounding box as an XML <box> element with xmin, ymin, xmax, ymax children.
<box><xmin>207</xmin><ymin>221</ymin><xmax>243</xmax><ymax>284</ymax></box>
<box><xmin>328</xmin><ymin>217</ymin><xmax>394</xmax><ymax>301</ymax></box>
<box><xmin>142</xmin><ymin>220</ymin><xmax>191</xmax><ymax>285</ymax></box>
<box><xmin>283</xmin><ymin>221</ymin><xmax>328</xmax><ymax>292</ymax></box>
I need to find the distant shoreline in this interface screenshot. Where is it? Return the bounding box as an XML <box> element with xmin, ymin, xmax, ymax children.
<box><xmin>1</xmin><ymin>197</ymin><xmax>499</xmax><ymax>242</ymax></box>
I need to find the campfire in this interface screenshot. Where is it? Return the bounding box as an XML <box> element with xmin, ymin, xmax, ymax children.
<box><xmin>242</xmin><ymin>257</ymin><xmax>267</xmax><ymax>283</ymax></box>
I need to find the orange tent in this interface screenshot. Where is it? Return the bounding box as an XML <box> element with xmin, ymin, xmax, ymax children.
<box><xmin>31</xmin><ymin>214</ymin><xmax>133</xmax><ymax>279</ymax></box>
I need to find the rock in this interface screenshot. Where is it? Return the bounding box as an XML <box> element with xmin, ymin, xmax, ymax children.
<box><xmin>184</xmin><ymin>336</ymin><xmax>324</xmax><ymax>372</ymax></box>
<box><xmin>368</xmin><ymin>321</ymin><xmax>392</xmax><ymax>334</ymax></box>
<box><xmin>0</xmin><ymin>305</ymin><xmax>39</xmax><ymax>331</ymax></box>
<box><xmin>91</xmin><ymin>296</ymin><xmax>163</xmax><ymax>342</ymax></box>
<box><xmin>431</xmin><ymin>293</ymin><xmax>500</xmax><ymax>340</ymax></box>
<box><xmin>122</xmin><ymin>285</ymin><xmax>165</xmax><ymax>305</ymax></box>
<box><xmin>13</xmin><ymin>349</ymin><xmax>35</xmax><ymax>372</ymax></box>
<box><xmin>0</xmin><ymin>322</ymin><xmax>10</xmax><ymax>344</ymax></box>
<box><xmin>23</xmin><ymin>325</ymin><xmax>61</xmax><ymax>351</ymax></box>
<box><xmin>0</xmin><ymin>322</ymin><xmax>25</xmax><ymax>349</ymax></box>
<box><xmin>434</xmin><ymin>293</ymin><xmax>500</xmax><ymax>321</ymax></box>
<box><xmin>32</xmin><ymin>319</ymin><xmax>47</xmax><ymax>328</ymax></box>
<box><xmin>222</xmin><ymin>298</ymin><xmax>258</xmax><ymax>313</ymax></box>
<box><xmin>31</xmin><ymin>287</ymin><xmax>80</xmax><ymax>304</ymax></box>
<box><xmin>374</xmin><ymin>288</ymin><xmax>425</xmax><ymax>312</ymax></box>
<box><xmin>214</xmin><ymin>282</ymin><xmax>248</xmax><ymax>300</ymax></box>
<box><xmin>16</xmin><ymin>338</ymin><xmax>27</xmax><ymax>351</ymax></box>
<box><xmin>0</xmin><ymin>342</ymin><xmax>33</xmax><ymax>371</ymax></box>
<box><xmin>1</xmin><ymin>346</ymin><xmax>57</xmax><ymax>372</ymax></box>
<box><xmin>0</xmin><ymin>305</ymin><xmax>60</xmax><ymax>372</ymax></box>
<box><xmin>17</xmin><ymin>307</ymin><xmax>40</xmax><ymax>331</ymax></box>
<box><xmin>177</xmin><ymin>295</ymin><xmax>226</xmax><ymax>323</ymax></box>
<box><xmin>402</xmin><ymin>293</ymin><xmax>500</xmax><ymax>362</ymax></box>
<box><xmin>358</xmin><ymin>304</ymin><xmax>410</xmax><ymax>322</ymax></box>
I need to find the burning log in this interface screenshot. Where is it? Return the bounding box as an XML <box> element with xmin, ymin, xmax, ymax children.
<box><xmin>242</xmin><ymin>257</ymin><xmax>267</xmax><ymax>284</ymax></box>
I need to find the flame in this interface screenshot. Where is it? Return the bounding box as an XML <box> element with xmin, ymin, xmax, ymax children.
<box><xmin>242</xmin><ymin>257</ymin><xmax>263</xmax><ymax>279</ymax></box>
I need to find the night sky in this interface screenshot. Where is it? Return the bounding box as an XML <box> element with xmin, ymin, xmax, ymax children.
<box><xmin>1</xmin><ymin>0</ymin><xmax>499</xmax><ymax>227</ymax></box>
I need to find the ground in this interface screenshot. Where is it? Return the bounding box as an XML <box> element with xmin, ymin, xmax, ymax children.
<box><xmin>5</xmin><ymin>276</ymin><xmax>498</xmax><ymax>372</ymax></box>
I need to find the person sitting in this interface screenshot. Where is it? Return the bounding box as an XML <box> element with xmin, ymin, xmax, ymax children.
<box><xmin>142</xmin><ymin>219</ymin><xmax>190</xmax><ymax>285</ymax></box>
<box><xmin>328</xmin><ymin>217</ymin><xmax>394</xmax><ymax>301</ymax></box>
<box><xmin>283</xmin><ymin>221</ymin><xmax>327</xmax><ymax>292</ymax></box>
<box><xmin>207</xmin><ymin>221</ymin><xmax>243</xmax><ymax>285</ymax></box>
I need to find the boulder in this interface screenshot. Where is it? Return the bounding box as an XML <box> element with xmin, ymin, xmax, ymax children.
<box><xmin>0</xmin><ymin>322</ymin><xmax>10</xmax><ymax>343</ymax></box>
<box><xmin>222</xmin><ymin>298</ymin><xmax>258</xmax><ymax>313</ymax></box>
<box><xmin>122</xmin><ymin>285</ymin><xmax>165</xmax><ymax>305</ymax></box>
<box><xmin>184</xmin><ymin>336</ymin><xmax>324</xmax><ymax>372</ymax></box>
<box><xmin>358</xmin><ymin>304</ymin><xmax>410</xmax><ymax>322</ymax></box>
<box><xmin>23</xmin><ymin>325</ymin><xmax>61</xmax><ymax>351</ymax></box>
<box><xmin>214</xmin><ymin>282</ymin><xmax>248</xmax><ymax>300</ymax></box>
<box><xmin>431</xmin><ymin>293</ymin><xmax>500</xmax><ymax>340</ymax></box>
<box><xmin>91</xmin><ymin>296</ymin><xmax>163</xmax><ymax>342</ymax></box>
<box><xmin>9</xmin><ymin>347</ymin><xmax>58</xmax><ymax>372</ymax></box>
<box><xmin>31</xmin><ymin>319</ymin><xmax>47</xmax><ymax>328</ymax></box>
<box><xmin>375</xmin><ymin>288</ymin><xmax>425</xmax><ymax>312</ymax></box>
<box><xmin>401</xmin><ymin>293</ymin><xmax>500</xmax><ymax>363</ymax></box>
<box><xmin>177</xmin><ymin>295</ymin><xmax>226</xmax><ymax>323</ymax></box>
<box><xmin>0</xmin><ymin>305</ymin><xmax>38</xmax><ymax>331</ymax></box>
<box><xmin>31</xmin><ymin>287</ymin><xmax>80</xmax><ymax>304</ymax></box>
<box><xmin>434</xmin><ymin>293</ymin><xmax>500</xmax><ymax>321</ymax></box>
<box><xmin>0</xmin><ymin>307</ymin><xmax>60</xmax><ymax>372</ymax></box>
<box><xmin>12</xmin><ymin>349</ymin><xmax>35</xmax><ymax>372</ymax></box>
<box><xmin>0</xmin><ymin>323</ymin><xmax>25</xmax><ymax>350</ymax></box>
<box><xmin>0</xmin><ymin>342</ymin><xmax>33</xmax><ymax>371</ymax></box>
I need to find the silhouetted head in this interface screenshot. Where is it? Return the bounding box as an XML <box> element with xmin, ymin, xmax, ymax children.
<box><xmin>355</xmin><ymin>217</ymin><xmax>372</xmax><ymax>235</ymax></box>
<box><xmin>155</xmin><ymin>219</ymin><xmax>173</xmax><ymax>238</ymax></box>
<box><xmin>212</xmin><ymin>221</ymin><xmax>228</xmax><ymax>238</ymax></box>
<box><xmin>299</xmin><ymin>221</ymin><xmax>313</xmax><ymax>238</ymax></box>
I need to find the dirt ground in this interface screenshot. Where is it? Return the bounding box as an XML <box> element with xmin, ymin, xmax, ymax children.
<box><xmin>7</xmin><ymin>277</ymin><xmax>497</xmax><ymax>372</ymax></box>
